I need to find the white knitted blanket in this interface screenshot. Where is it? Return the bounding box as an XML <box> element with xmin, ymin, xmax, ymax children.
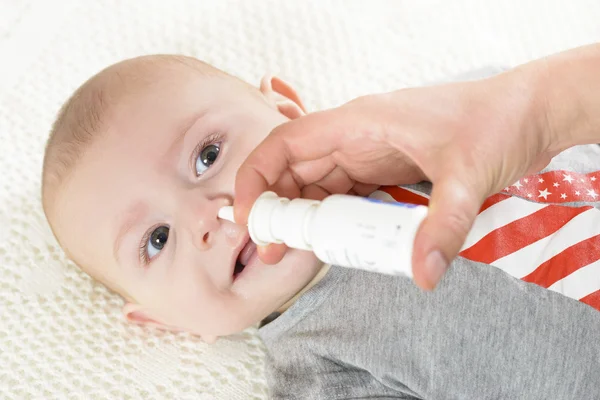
<box><xmin>0</xmin><ymin>1</ymin><xmax>598</xmax><ymax>398</ymax></box>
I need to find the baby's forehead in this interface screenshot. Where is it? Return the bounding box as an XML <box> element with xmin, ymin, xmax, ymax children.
<box><xmin>72</xmin><ymin>61</ymin><xmax>258</xmax><ymax>173</ymax></box>
<box><xmin>102</xmin><ymin>55</ymin><xmax>226</xmax><ymax>87</ymax></box>
<box><xmin>91</xmin><ymin>57</ymin><xmax>240</xmax><ymax>121</ymax></box>
<box><xmin>108</xmin><ymin>65</ymin><xmax>255</xmax><ymax>119</ymax></box>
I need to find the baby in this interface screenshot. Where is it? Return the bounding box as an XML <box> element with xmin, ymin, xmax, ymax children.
<box><xmin>42</xmin><ymin>55</ymin><xmax>324</xmax><ymax>341</ymax></box>
<box><xmin>43</xmin><ymin>55</ymin><xmax>600</xmax><ymax>399</ymax></box>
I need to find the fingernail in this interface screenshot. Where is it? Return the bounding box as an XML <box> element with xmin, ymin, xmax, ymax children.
<box><xmin>424</xmin><ymin>250</ymin><xmax>448</xmax><ymax>287</ymax></box>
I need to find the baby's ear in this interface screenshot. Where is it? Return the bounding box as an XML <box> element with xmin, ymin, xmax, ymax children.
<box><xmin>122</xmin><ymin>302</ymin><xmax>168</xmax><ymax>328</ymax></box>
<box><xmin>260</xmin><ymin>75</ymin><xmax>307</xmax><ymax>120</ymax></box>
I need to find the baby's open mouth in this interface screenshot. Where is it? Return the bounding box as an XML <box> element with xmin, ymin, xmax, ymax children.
<box><xmin>234</xmin><ymin>260</ymin><xmax>245</xmax><ymax>276</ymax></box>
<box><xmin>233</xmin><ymin>240</ymin><xmax>257</xmax><ymax>279</ymax></box>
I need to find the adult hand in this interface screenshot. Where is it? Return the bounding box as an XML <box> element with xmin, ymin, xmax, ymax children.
<box><xmin>234</xmin><ymin>44</ymin><xmax>600</xmax><ymax>290</ymax></box>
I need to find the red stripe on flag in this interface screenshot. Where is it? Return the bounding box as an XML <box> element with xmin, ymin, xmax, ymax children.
<box><xmin>579</xmin><ymin>290</ymin><xmax>600</xmax><ymax>311</ymax></box>
<box><xmin>459</xmin><ymin>205</ymin><xmax>592</xmax><ymax>264</ymax></box>
<box><xmin>381</xmin><ymin>186</ymin><xmax>429</xmax><ymax>206</ymax></box>
<box><xmin>521</xmin><ymin>234</ymin><xmax>600</xmax><ymax>288</ymax></box>
<box><xmin>479</xmin><ymin>193</ymin><xmax>511</xmax><ymax>213</ymax></box>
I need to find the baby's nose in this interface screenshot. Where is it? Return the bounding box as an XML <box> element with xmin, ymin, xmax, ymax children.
<box><xmin>187</xmin><ymin>196</ymin><xmax>231</xmax><ymax>251</ymax></box>
<box><xmin>193</xmin><ymin>220</ymin><xmax>214</xmax><ymax>251</ymax></box>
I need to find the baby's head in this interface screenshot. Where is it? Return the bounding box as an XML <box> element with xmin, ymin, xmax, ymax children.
<box><xmin>42</xmin><ymin>55</ymin><xmax>323</xmax><ymax>341</ymax></box>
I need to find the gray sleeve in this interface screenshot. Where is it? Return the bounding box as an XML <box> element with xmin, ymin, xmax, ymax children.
<box><xmin>263</xmin><ymin>261</ymin><xmax>600</xmax><ymax>400</ymax></box>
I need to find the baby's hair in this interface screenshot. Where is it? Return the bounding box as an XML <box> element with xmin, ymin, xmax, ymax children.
<box><xmin>41</xmin><ymin>55</ymin><xmax>230</xmax><ymax>294</ymax></box>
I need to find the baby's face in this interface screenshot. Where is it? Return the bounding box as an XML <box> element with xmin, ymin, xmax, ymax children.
<box><xmin>54</xmin><ymin>67</ymin><xmax>322</xmax><ymax>340</ymax></box>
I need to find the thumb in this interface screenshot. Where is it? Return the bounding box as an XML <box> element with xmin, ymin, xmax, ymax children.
<box><xmin>412</xmin><ymin>175</ymin><xmax>486</xmax><ymax>290</ymax></box>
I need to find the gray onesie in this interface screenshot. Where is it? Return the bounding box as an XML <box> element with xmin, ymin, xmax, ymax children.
<box><xmin>259</xmin><ymin>145</ymin><xmax>600</xmax><ymax>400</ymax></box>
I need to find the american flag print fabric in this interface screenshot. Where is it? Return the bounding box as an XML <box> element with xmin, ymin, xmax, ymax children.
<box><xmin>501</xmin><ymin>170</ymin><xmax>600</xmax><ymax>203</ymax></box>
<box><xmin>372</xmin><ymin>170</ymin><xmax>600</xmax><ymax>312</ymax></box>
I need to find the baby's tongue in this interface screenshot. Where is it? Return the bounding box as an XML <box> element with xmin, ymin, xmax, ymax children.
<box><xmin>239</xmin><ymin>241</ymin><xmax>257</xmax><ymax>266</ymax></box>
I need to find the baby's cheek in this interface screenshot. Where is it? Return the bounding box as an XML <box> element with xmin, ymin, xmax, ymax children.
<box><xmin>164</xmin><ymin>282</ymin><xmax>224</xmax><ymax>327</ymax></box>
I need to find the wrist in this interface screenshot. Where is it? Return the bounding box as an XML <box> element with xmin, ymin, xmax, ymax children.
<box><xmin>528</xmin><ymin>44</ymin><xmax>600</xmax><ymax>153</ymax></box>
<box><xmin>519</xmin><ymin>62</ymin><xmax>560</xmax><ymax>155</ymax></box>
<box><xmin>533</xmin><ymin>57</ymin><xmax>575</xmax><ymax>153</ymax></box>
<box><xmin>486</xmin><ymin>65</ymin><xmax>554</xmax><ymax>157</ymax></box>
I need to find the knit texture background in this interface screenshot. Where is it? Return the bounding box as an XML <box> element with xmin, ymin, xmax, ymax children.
<box><xmin>0</xmin><ymin>1</ymin><xmax>598</xmax><ymax>398</ymax></box>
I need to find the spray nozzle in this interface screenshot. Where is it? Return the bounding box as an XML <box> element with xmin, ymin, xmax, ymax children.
<box><xmin>218</xmin><ymin>206</ymin><xmax>235</xmax><ymax>223</ymax></box>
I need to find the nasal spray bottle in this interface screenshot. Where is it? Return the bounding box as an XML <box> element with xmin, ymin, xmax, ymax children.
<box><xmin>218</xmin><ymin>192</ymin><xmax>428</xmax><ymax>277</ymax></box>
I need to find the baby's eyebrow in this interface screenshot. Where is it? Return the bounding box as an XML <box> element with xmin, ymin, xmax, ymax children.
<box><xmin>160</xmin><ymin>110</ymin><xmax>211</xmax><ymax>172</ymax></box>
<box><xmin>169</xmin><ymin>110</ymin><xmax>210</xmax><ymax>153</ymax></box>
<box><xmin>113</xmin><ymin>201</ymin><xmax>148</xmax><ymax>264</ymax></box>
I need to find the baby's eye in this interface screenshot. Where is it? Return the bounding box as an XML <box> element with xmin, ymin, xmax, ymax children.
<box><xmin>195</xmin><ymin>143</ymin><xmax>220</xmax><ymax>176</ymax></box>
<box><xmin>147</xmin><ymin>225</ymin><xmax>169</xmax><ymax>259</ymax></box>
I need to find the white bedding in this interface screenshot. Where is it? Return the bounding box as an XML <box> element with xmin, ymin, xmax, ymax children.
<box><xmin>0</xmin><ymin>1</ymin><xmax>598</xmax><ymax>398</ymax></box>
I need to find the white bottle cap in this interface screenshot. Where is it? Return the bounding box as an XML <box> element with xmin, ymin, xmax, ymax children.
<box><xmin>217</xmin><ymin>192</ymin><xmax>293</xmax><ymax>246</ymax></box>
<box><xmin>247</xmin><ymin>191</ymin><xmax>288</xmax><ymax>246</ymax></box>
<box><xmin>269</xmin><ymin>196</ymin><xmax>319</xmax><ymax>251</ymax></box>
<box><xmin>218</xmin><ymin>192</ymin><xmax>319</xmax><ymax>249</ymax></box>
<box><xmin>218</xmin><ymin>206</ymin><xmax>235</xmax><ymax>222</ymax></box>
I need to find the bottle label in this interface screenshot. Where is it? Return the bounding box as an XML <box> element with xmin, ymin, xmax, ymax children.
<box><xmin>305</xmin><ymin>195</ymin><xmax>429</xmax><ymax>278</ymax></box>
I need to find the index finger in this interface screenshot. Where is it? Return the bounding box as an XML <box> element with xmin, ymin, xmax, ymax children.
<box><xmin>233</xmin><ymin>107</ymin><xmax>350</xmax><ymax>224</ymax></box>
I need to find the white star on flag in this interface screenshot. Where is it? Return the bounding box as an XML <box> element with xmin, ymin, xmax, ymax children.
<box><xmin>553</xmin><ymin>182</ymin><xmax>560</xmax><ymax>187</ymax></box>
<box><xmin>527</xmin><ymin>193</ymin><xmax>533</xmax><ymax>198</ymax></box>
<box><xmin>524</xmin><ymin>178</ymin><xmax>529</xmax><ymax>183</ymax></box>
<box><xmin>588</xmin><ymin>189</ymin><xmax>598</xmax><ymax>199</ymax></box>
<box><xmin>580</xmin><ymin>179</ymin><xmax>585</xmax><ymax>183</ymax></box>
<box><xmin>560</xmin><ymin>193</ymin><xmax>567</xmax><ymax>199</ymax></box>
<box><xmin>592</xmin><ymin>176</ymin><xmax>597</xmax><ymax>181</ymax></box>
<box><xmin>563</xmin><ymin>174</ymin><xmax>574</xmax><ymax>183</ymax></box>
<box><xmin>575</xmin><ymin>191</ymin><xmax>581</xmax><ymax>196</ymax></box>
<box><xmin>538</xmin><ymin>188</ymin><xmax>551</xmax><ymax>199</ymax></box>
<box><xmin>538</xmin><ymin>178</ymin><xmax>544</xmax><ymax>183</ymax></box>
<box><xmin>512</xmin><ymin>181</ymin><xmax>523</xmax><ymax>189</ymax></box>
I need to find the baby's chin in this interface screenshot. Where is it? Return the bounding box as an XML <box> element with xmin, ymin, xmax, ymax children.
<box><xmin>168</xmin><ymin>251</ymin><xmax>324</xmax><ymax>338</ymax></box>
